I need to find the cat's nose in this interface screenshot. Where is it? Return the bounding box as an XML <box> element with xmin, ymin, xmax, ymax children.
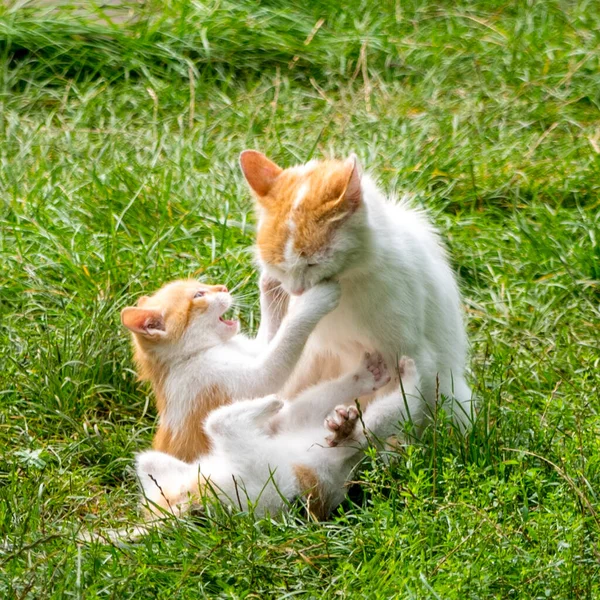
<box><xmin>291</xmin><ymin>287</ymin><xmax>305</xmax><ymax>296</ymax></box>
<box><xmin>214</xmin><ymin>285</ymin><xmax>228</xmax><ymax>293</ymax></box>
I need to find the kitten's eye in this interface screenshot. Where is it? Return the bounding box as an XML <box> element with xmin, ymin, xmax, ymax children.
<box><xmin>307</xmin><ymin>263</ymin><xmax>318</xmax><ymax>268</ymax></box>
<box><xmin>194</xmin><ymin>290</ymin><xmax>206</xmax><ymax>298</ymax></box>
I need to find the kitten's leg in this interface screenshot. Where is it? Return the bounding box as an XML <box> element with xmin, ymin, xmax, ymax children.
<box><xmin>274</xmin><ymin>352</ymin><xmax>391</xmax><ymax>430</ymax></box>
<box><xmin>354</xmin><ymin>357</ymin><xmax>425</xmax><ymax>446</ymax></box>
<box><xmin>205</xmin><ymin>396</ymin><xmax>283</xmax><ymax>448</ymax></box>
<box><xmin>227</xmin><ymin>281</ymin><xmax>341</xmax><ymax>398</ymax></box>
<box><xmin>324</xmin><ymin>405</ymin><xmax>360</xmax><ymax>447</ymax></box>
<box><xmin>255</xmin><ymin>273</ymin><xmax>289</xmax><ymax>345</ymax></box>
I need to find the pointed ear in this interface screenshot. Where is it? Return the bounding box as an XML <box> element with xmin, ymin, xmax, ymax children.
<box><xmin>341</xmin><ymin>154</ymin><xmax>362</xmax><ymax>211</ymax></box>
<box><xmin>239</xmin><ymin>150</ymin><xmax>283</xmax><ymax>197</ymax></box>
<box><xmin>121</xmin><ymin>307</ymin><xmax>165</xmax><ymax>337</ymax></box>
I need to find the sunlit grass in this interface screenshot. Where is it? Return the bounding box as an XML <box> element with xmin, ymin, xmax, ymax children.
<box><xmin>1</xmin><ymin>1</ymin><xmax>599</xmax><ymax>597</ymax></box>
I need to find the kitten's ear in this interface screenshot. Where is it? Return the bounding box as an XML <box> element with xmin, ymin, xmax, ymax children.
<box><xmin>239</xmin><ymin>150</ymin><xmax>283</xmax><ymax>198</ymax></box>
<box><xmin>121</xmin><ymin>307</ymin><xmax>166</xmax><ymax>337</ymax></box>
<box><xmin>340</xmin><ymin>154</ymin><xmax>362</xmax><ymax>211</ymax></box>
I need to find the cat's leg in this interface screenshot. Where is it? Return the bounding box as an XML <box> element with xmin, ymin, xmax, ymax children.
<box><xmin>204</xmin><ymin>395</ymin><xmax>283</xmax><ymax>457</ymax></box>
<box><xmin>353</xmin><ymin>357</ymin><xmax>425</xmax><ymax>446</ymax></box>
<box><xmin>255</xmin><ymin>273</ymin><xmax>289</xmax><ymax>346</ymax></box>
<box><xmin>324</xmin><ymin>405</ymin><xmax>360</xmax><ymax>447</ymax></box>
<box><xmin>224</xmin><ymin>281</ymin><xmax>341</xmax><ymax>398</ymax></box>
<box><xmin>274</xmin><ymin>351</ymin><xmax>391</xmax><ymax>430</ymax></box>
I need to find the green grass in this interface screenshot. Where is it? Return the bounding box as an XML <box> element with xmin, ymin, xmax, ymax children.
<box><xmin>1</xmin><ymin>0</ymin><xmax>599</xmax><ymax>597</ymax></box>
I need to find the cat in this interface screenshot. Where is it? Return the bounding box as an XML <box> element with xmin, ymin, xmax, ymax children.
<box><xmin>239</xmin><ymin>150</ymin><xmax>473</xmax><ymax>429</ymax></box>
<box><xmin>136</xmin><ymin>354</ymin><xmax>423</xmax><ymax>521</ymax></box>
<box><xmin>120</xmin><ymin>275</ymin><xmax>340</xmax><ymax>462</ymax></box>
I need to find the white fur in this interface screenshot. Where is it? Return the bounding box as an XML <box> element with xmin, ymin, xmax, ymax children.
<box><xmin>137</xmin><ymin>354</ymin><xmax>424</xmax><ymax>518</ymax></box>
<box><xmin>260</xmin><ymin>169</ymin><xmax>474</xmax><ymax>428</ymax></box>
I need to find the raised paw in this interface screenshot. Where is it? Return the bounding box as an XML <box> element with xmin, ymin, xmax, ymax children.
<box><xmin>259</xmin><ymin>272</ymin><xmax>284</xmax><ymax>296</ymax></box>
<box><xmin>352</xmin><ymin>351</ymin><xmax>392</xmax><ymax>396</ymax></box>
<box><xmin>397</xmin><ymin>356</ymin><xmax>417</xmax><ymax>386</ymax></box>
<box><xmin>301</xmin><ymin>280</ymin><xmax>341</xmax><ymax>317</ymax></box>
<box><xmin>325</xmin><ymin>405</ymin><xmax>359</xmax><ymax>447</ymax></box>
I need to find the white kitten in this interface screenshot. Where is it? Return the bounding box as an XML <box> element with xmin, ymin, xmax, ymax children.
<box><xmin>136</xmin><ymin>354</ymin><xmax>424</xmax><ymax>521</ymax></box>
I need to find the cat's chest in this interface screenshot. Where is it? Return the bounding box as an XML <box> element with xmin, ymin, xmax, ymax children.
<box><xmin>309</xmin><ymin>280</ymin><xmax>414</xmax><ymax>358</ymax></box>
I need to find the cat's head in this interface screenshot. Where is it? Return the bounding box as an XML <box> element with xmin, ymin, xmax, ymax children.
<box><xmin>240</xmin><ymin>151</ymin><xmax>367</xmax><ymax>295</ymax></box>
<box><xmin>121</xmin><ymin>279</ymin><xmax>238</xmax><ymax>356</ymax></box>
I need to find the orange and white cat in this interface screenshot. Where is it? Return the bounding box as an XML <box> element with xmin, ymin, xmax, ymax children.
<box><xmin>136</xmin><ymin>354</ymin><xmax>423</xmax><ymax>520</ymax></box>
<box><xmin>240</xmin><ymin>150</ymin><xmax>473</xmax><ymax>428</ymax></box>
<box><xmin>121</xmin><ymin>276</ymin><xmax>340</xmax><ymax>461</ymax></box>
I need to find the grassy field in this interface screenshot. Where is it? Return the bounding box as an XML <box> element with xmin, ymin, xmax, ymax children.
<box><xmin>1</xmin><ymin>0</ymin><xmax>599</xmax><ymax>597</ymax></box>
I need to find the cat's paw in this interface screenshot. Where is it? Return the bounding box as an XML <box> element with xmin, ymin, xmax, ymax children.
<box><xmin>352</xmin><ymin>351</ymin><xmax>391</xmax><ymax>396</ymax></box>
<box><xmin>259</xmin><ymin>272</ymin><xmax>284</xmax><ymax>296</ymax></box>
<box><xmin>325</xmin><ymin>405</ymin><xmax>359</xmax><ymax>447</ymax></box>
<box><xmin>300</xmin><ymin>280</ymin><xmax>341</xmax><ymax>317</ymax></box>
<box><xmin>397</xmin><ymin>356</ymin><xmax>418</xmax><ymax>387</ymax></box>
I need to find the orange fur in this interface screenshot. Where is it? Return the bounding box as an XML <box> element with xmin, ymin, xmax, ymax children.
<box><xmin>242</xmin><ymin>153</ymin><xmax>356</xmax><ymax>262</ymax></box>
<box><xmin>292</xmin><ymin>464</ymin><xmax>328</xmax><ymax>520</ymax></box>
<box><xmin>123</xmin><ymin>280</ymin><xmax>232</xmax><ymax>462</ymax></box>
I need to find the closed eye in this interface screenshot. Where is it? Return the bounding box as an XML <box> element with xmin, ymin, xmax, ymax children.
<box><xmin>194</xmin><ymin>291</ymin><xmax>206</xmax><ymax>298</ymax></box>
<box><xmin>307</xmin><ymin>262</ymin><xmax>319</xmax><ymax>268</ymax></box>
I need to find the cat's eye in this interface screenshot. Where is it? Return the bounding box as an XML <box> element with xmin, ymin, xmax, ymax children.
<box><xmin>307</xmin><ymin>263</ymin><xmax>318</xmax><ymax>268</ymax></box>
<box><xmin>194</xmin><ymin>290</ymin><xmax>206</xmax><ymax>298</ymax></box>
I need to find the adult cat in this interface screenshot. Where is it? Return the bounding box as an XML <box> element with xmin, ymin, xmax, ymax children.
<box><xmin>239</xmin><ymin>150</ymin><xmax>473</xmax><ymax>428</ymax></box>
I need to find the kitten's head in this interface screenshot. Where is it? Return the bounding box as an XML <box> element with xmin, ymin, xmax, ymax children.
<box><xmin>240</xmin><ymin>151</ymin><xmax>366</xmax><ymax>295</ymax></box>
<box><xmin>121</xmin><ymin>279</ymin><xmax>237</xmax><ymax>356</ymax></box>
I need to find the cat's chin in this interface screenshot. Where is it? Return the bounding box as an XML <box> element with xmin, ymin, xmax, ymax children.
<box><xmin>218</xmin><ymin>317</ymin><xmax>239</xmax><ymax>338</ymax></box>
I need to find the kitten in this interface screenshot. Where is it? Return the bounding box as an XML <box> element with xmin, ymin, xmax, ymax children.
<box><xmin>121</xmin><ymin>276</ymin><xmax>340</xmax><ymax>462</ymax></box>
<box><xmin>239</xmin><ymin>151</ymin><xmax>473</xmax><ymax>428</ymax></box>
<box><xmin>136</xmin><ymin>354</ymin><xmax>423</xmax><ymax>521</ymax></box>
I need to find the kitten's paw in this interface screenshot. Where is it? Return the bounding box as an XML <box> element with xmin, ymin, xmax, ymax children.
<box><xmin>352</xmin><ymin>351</ymin><xmax>392</xmax><ymax>395</ymax></box>
<box><xmin>397</xmin><ymin>356</ymin><xmax>418</xmax><ymax>386</ymax></box>
<box><xmin>302</xmin><ymin>280</ymin><xmax>341</xmax><ymax>317</ymax></box>
<box><xmin>325</xmin><ymin>405</ymin><xmax>359</xmax><ymax>447</ymax></box>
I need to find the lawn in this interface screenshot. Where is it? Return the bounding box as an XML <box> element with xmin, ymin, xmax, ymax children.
<box><xmin>1</xmin><ymin>0</ymin><xmax>599</xmax><ymax>597</ymax></box>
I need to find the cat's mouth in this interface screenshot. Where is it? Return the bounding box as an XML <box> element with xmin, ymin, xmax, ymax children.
<box><xmin>218</xmin><ymin>308</ymin><xmax>237</xmax><ymax>328</ymax></box>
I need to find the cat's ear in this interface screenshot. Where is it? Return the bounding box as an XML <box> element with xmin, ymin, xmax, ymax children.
<box><xmin>121</xmin><ymin>307</ymin><xmax>166</xmax><ymax>337</ymax></box>
<box><xmin>239</xmin><ymin>150</ymin><xmax>282</xmax><ymax>198</ymax></box>
<box><xmin>340</xmin><ymin>154</ymin><xmax>362</xmax><ymax>211</ymax></box>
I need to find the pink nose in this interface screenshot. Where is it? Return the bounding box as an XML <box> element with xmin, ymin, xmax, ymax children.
<box><xmin>215</xmin><ymin>285</ymin><xmax>228</xmax><ymax>293</ymax></box>
<box><xmin>291</xmin><ymin>288</ymin><xmax>305</xmax><ymax>296</ymax></box>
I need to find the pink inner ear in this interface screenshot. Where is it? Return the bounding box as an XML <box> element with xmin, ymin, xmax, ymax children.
<box><xmin>121</xmin><ymin>307</ymin><xmax>165</xmax><ymax>335</ymax></box>
<box><xmin>239</xmin><ymin>150</ymin><xmax>283</xmax><ymax>197</ymax></box>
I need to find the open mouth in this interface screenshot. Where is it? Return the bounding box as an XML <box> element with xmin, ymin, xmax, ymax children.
<box><xmin>219</xmin><ymin>308</ymin><xmax>237</xmax><ymax>327</ymax></box>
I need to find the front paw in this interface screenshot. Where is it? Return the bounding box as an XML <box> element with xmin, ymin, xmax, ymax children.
<box><xmin>325</xmin><ymin>405</ymin><xmax>359</xmax><ymax>447</ymax></box>
<box><xmin>300</xmin><ymin>280</ymin><xmax>341</xmax><ymax>317</ymax></box>
<box><xmin>352</xmin><ymin>351</ymin><xmax>392</xmax><ymax>396</ymax></box>
<box><xmin>259</xmin><ymin>272</ymin><xmax>284</xmax><ymax>296</ymax></box>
